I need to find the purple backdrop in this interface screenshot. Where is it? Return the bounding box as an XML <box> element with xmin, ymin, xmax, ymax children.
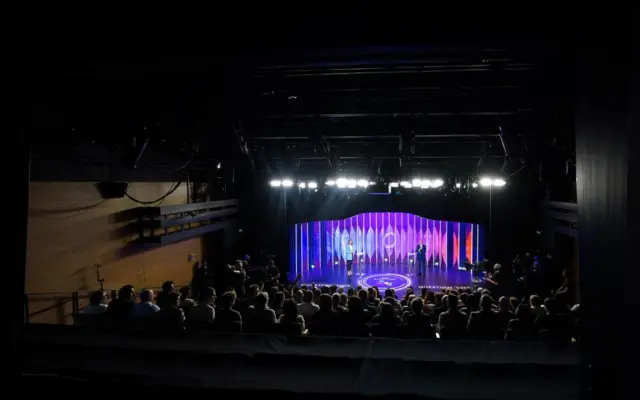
<box><xmin>290</xmin><ymin>212</ymin><xmax>483</xmax><ymax>276</ymax></box>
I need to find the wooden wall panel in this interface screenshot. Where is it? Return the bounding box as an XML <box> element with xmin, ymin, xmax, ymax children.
<box><xmin>26</xmin><ymin>182</ymin><xmax>203</xmax><ymax>324</ymax></box>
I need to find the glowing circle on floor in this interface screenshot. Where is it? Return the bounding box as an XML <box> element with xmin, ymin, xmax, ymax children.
<box><xmin>358</xmin><ymin>273</ymin><xmax>412</xmax><ymax>291</ymax></box>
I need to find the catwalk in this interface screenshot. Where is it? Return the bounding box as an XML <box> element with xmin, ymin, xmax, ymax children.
<box><xmin>289</xmin><ymin>263</ymin><xmax>474</xmax><ymax>297</ymax></box>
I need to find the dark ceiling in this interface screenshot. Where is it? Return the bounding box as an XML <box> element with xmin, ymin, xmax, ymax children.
<box><xmin>27</xmin><ymin>43</ymin><xmax>575</xmax><ymax>190</ymax></box>
<box><xmin>232</xmin><ymin>45</ymin><xmax>574</xmax><ymax>182</ymax></box>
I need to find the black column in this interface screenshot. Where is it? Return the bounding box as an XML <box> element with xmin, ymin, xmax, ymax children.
<box><xmin>575</xmin><ymin>33</ymin><xmax>638</xmax><ymax>397</ymax></box>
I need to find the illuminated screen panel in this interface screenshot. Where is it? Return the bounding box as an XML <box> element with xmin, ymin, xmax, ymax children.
<box><xmin>290</xmin><ymin>212</ymin><xmax>483</xmax><ymax>275</ymax></box>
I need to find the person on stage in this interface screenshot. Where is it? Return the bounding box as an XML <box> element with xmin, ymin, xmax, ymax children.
<box><xmin>416</xmin><ymin>240</ymin><xmax>427</xmax><ymax>275</ymax></box>
<box><xmin>346</xmin><ymin>239</ymin><xmax>355</xmax><ymax>277</ymax></box>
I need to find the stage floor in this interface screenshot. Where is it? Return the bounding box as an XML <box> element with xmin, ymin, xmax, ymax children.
<box><xmin>289</xmin><ymin>263</ymin><xmax>473</xmax><ymax>297</ymax></box>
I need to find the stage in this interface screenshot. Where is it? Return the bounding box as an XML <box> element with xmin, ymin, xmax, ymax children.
<box><xmin>289</xmin><ymin>263</ymin><xmax>474</xmax><ymax>296</ymax></box>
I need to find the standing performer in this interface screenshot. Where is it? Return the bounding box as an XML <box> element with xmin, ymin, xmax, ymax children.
<box><xmin>416</xmin><ymin>240</ymin><xmax>427</xmax><ymax>276</ymax></box>
<box><xmin>346</xmin><ymin>239</ymin><xmax>355</xmax><ymax>277</ymax></box>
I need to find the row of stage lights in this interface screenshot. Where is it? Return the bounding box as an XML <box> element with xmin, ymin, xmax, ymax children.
<box><xmin>269</xmin><ymin>176</ymin><xmax>506</xmax><ymax>189</ymax></box>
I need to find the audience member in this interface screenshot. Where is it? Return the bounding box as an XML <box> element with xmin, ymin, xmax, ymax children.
<box><xmin>156</xmin><ymin>292</ymin><xmax>185</xmax><ymax>332</ymax></box>
<box><xmin>279</xmin><ymin>298</ymin><xmax>305</xmax><ymax>334</ymax></box>
<box><xmin>438</xmin><ymin>294</ymin><xmax>467</xmax><ymax>339</ymax></box>
<box><xmin>188</xmin><ymin>286</ymin><xmax>216</xmax><ymax>327</ymax></box>
<box><xmin>468</xmin><ymin>295</ymin><xmax>502</xmax><ymax>340</ymax></box>
<box><xmin>132</xmin><ymin>289</ymin><xmax>160</xmax><ymax>318</ymax></box>
<box><xmin>155</xmin><ymin>281</ymin><xmax>175</xmax><ymax>309</ymax></box>
<box><xmin>298</xmin><ymin>290</ymin><xmax>320</xmax><ymax>319</ymax></box>
<box><xmin>82</xmin><ymin>291</ymin><xmax>108</xmax><ymax>315</ymax></box>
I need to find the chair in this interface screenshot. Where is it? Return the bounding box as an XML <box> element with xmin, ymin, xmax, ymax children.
<box><xmin>371</xmin><ymin>323</ymin><xmax>401</xmax><ymax>338</ymax></box>
<box><xmin>73</xmin><ymin>313</ymin><xmax>106</xmax><ymax>329</ymax></box>
<box><xmin>403</xmin><ymin>323</ymin><xmax>435</xmax><ymax>339</ymax></box>
<box><xmin>275</xmin><ymin>322</ymin><xmax>303</xmax><ymax>336</ymax></box>
<box><xmin>214</xmin><ymin>320</ymin><xmax>243</xmax><ymax>333</ymax></box>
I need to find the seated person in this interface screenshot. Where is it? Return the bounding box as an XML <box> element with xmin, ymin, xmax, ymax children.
<box><xmin>132</xmin><ymin>289</ymin><xmax>160</xmax><ymax>318</ymax></box>
<box><xmin>82</xmin><ymin>290</ymin><xmax>108</xmax><ymax>315</ymax></box>
<box><xmin>311</xmin><ymin>294</ymin><xmax>339</xmax><ymax>335</ymax></box>
<box><xmin>244</xmin><ymin>292</ymin><xmax>277</xmax><ymax>330</ymax></box>
<box><xmin>155</xmin><ymin>291</ymin><xmax>186</xmax><ymax>332</ymax></box>
<box><xmin>403</xmin><ymin>297</ymin><xmax>434</xmax><ymax>337</ymax></box>
<box><xmin>188</xmin><ymin>286</ymin><xmax>216</xmax><ymax>327</ymax></box>
<box><xmin>437</xmin><ymin>294</ymin><xmax>467</xmax><ymax>338</ymax></box>
<box><xmin>279</xmin><ymin>298</ymin><xmax>305</xmax><ymax>334</ymax></box>
<box><xmin>215</xmin><ymin>291</ymin><xmax>243</xmax><ymax>329</ymax></box>
<box><xmin>468</xmin><ymin>295</ymin><xmax>502</xmax><ymax>340</ymax></box>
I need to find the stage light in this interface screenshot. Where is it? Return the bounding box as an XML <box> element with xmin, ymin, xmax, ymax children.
<box><xmin>369</xmin><ymin>181</ymin><xmax>376</xmax><ymax>185</ymax></box>
<box><xmin>334</xmin><ymin>261</ymin><xmax>339</xmax><ymax>265</ymax></box>
<box><xmin>347</xmin><ymin>179</ymin><xmax>357</xmax><ymax>188</ymax></box>
<box><xmin>412</xmin><ymin>179</ymin><xmax>422</xmax><ymax>187</ymax></box>
<box><xmin>389</xmin><ymin>182</ymin><xmax>399</xmax><ymax>188</ymax></box>
<box><xmin>410</xmin><ymin>259</ymin><xmax>414</xmax><ymax>263</ymax></box>
<box><xmin>282</xmin><ymin>179</ymin><xmax>294</xmax><ymax>187</ymax></box>
<box><xmin>432</xmin><ymin>179</ymin><xmax>444</xmax><ymax>188</ymax></box>
<box><xmin>421</xmin><ymin>180</ymin><xmax>431</xmax><ymax>189</ymax></box>
<box><xmin>308</xmin><ymin>181</ymin><xmax>318</xmax><ymax>189</ymax></box>
<box><xmin>357</xmin><ymin>179</ymin><xmax>368</xmax><ymax>188</ymax></box>
<box><xmin>472</xmin><ymin>182</ymin><xmax>478</xmax><ymax>188</ymax></box>
<box><xmin>435</xmin><ymin>261</ymin><xmax>439</xmax><ymax>266</ymax></box>
<box><xmin>493</xmin><ymin>178</ymin><xmax>506</xmax><ymax>187</ymax></box>
<box><xmin>311</xmin><ymin>264</ymin><xmax>315</xmax><ymax>269</ymax></box>
<box><xmin>480</xmin><ymin>177</ymin><xmax>492</xmax><ymax>187</ymax></box>
<box><xmin>298</xmin><ymin>182</ymin><xmax>306</xmax><ymax>188</ymax></box>
<box><xmin>455</xmin><ymin>182</ymin><xmax>461</xmax><ymax>188</ymax></box>
<box><xmin>270</xmin><ymin>180</ymin><xmax>282</xmax><ymax>187</ymax></box>
<box><xmin>314</xmin><ymin>189</ymin><xmax>318</xmax><ymax>192</ymax></box>
<box><xmin>336</xmin><ymin>178</ymin><xmax>348</xmax><ymax>188</ymax></box>
<box><xmin>400</xmin><ymin>181</ymin><xmax>411</xmax><ymax>188</ymax></box>
<box><xmin>384</xmin><ymin>258</ymin><xmax>388</xmax><ymax>262</ymax></box>
<box><xmin>326</xmin><ymin>180</ymin><xmax>336</xmax><ymax>186</ymax></box>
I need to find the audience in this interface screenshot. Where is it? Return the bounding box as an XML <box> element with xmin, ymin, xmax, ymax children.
<box><xmin>71</xmin><ymin>255</ymin><xmax>579</xmax><ymax>344</ymax></box>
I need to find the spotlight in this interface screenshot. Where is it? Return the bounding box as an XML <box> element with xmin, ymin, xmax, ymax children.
<box><xmin>480</xmin><ymin>177</ymin><xmax>492</xmax><ymax>187</ymax></box>
<box><xmin>455</xmin><ymin>182</ymin><xmax>461</xmax><ymax>188</ymax></box>
<box><xmin>334</xmin><ymin>261</ymin><xmax>339</xmax><ymax>265</ymax></box>
<box><xmin>384</xmin><ymin>258</ymin><xmax>388</xmax><ymax>262</ymax></box>
<box><xmin>326</xmin><ymin>180</ymin><xmax>336</xmax><ymax>186</ymax></box>
<box><xmin>270</xmin><ymin>180</ymin><xmax>282</xmax><ymax>187</ymax></box>
<box><xmin>493</xmin><ymin>178</ymin><xmax>506</xmax><ymax>187</ymax></box>
<box><xmin>216</xmin><ymin>162</ymin><xmax>222</xmax><ymax>169</ymax></box>
<box><xmin>421</xmin><ymin>180</ymin><xmax>432</xmax><ymax>189</ymax></box>
<box><xmin>472</xmin><ymin>182</ymin><xmax>478</xmax><ymax>188</ymax></box>
<box><xmin>308</xmin><ymin>181</ymin><xmax>318</xmax><ymax>189</ymax></box>
<box><xmin>347</xmin><ymin>179</ymin><xmax>357</xmax><ymax>188</ymax></box>
<box><xmin>432</xmin><ymin>179</ymin><xmax>444</xmax><ymax>188</ymax></box>
<box><xmin>282</xmin><ymin>179</ymin><xmax>294</xmax><ymax>187</ymax></box>
<box><xmin>410</xmin><ymin>259</ymin><xmax>414</xmax><ymax>263</ymax></box>
<box><xmin>368</xmin><ymin>181</ymin><xmax>376</xmax><ymax>185</ymax></box>
<box><xmin>311</xmin><ymin>264</ymin><xmax>315</xmax><ymax>269</ymax></box>
<box><xmin>412</xmin><ymin>179</ymin><xmax>422</xmax><ymax>187</ymax></box>
<box><xmin>357</xmin><ymin>179</ymin><xmax>368</xmax><ymax>188</ymax></box>
<box><xmin>389</xmin><ymin>182</ymin><xmax>399</xmax><ymax>188</ymax></box>
<box><xmin>298</xmin><ymin>182</ymin><xmax>306</xmax><ymax>188</ymax></box>
<box><xmin>336</xmin><ymin>178</ymin><xmax>347</xmax><ymax>188</ymax></box>
<box><xmin>400</xmin><ymin>181</ymin><xmax>411</xmax><ymax>188</ymax></box>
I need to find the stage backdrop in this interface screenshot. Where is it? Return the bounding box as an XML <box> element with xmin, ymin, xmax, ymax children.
<box><xmin>290</xmin><ymin>212</ymin><xmax>484</xmax><ymax>276</ymax></box>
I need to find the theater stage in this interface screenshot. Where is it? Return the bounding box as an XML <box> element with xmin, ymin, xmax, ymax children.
<box><xmin>289</xmin><ymin>263</ymin><xmax>474</xmax><ymax>296</ymax></box>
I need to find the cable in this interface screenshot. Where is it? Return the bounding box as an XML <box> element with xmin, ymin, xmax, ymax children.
<box><xmin>125</xmin><ymin>180</ymin><xmax>183</xmax><ymax>205</ymax></box>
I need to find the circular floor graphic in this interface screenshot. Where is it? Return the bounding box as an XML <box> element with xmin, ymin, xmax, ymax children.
<box><xmin>358</xmin><ymin>273</ymin><xmax>413</xmax><ymax>291</ymax></box>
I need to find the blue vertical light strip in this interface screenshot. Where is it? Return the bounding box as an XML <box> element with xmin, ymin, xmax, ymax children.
<box><xmin>439</xmin><ymin>219</ymin><xmax>442</xmax><ymax>268</ymax></box>
<box><xmin>470</xmin><ymin>222</ymin><xmax>474</xmax><ymax>264</ymax></box>
<box><xmin>294</xmin><ymin>224</ymin><xmax>298</xmax><ymax>277</ymax></box>
<box><xmin>476</xmin><ymin>223</ymin><xmax>480</xmax><ymax>263</ymax></box>
<box><xmin>306</xmin><ymin>222</ymin><xmax>309</xmax><ymax>272</ymax></box>
<box><xmin>457</xmin><ymin>222</ymin><xmax>461</xmax><ymax>269</ymax></box>
<box><xmin>330</xmin><ymin>219</ymin><xmax>334</xmax><ymax>268</ymax></box>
